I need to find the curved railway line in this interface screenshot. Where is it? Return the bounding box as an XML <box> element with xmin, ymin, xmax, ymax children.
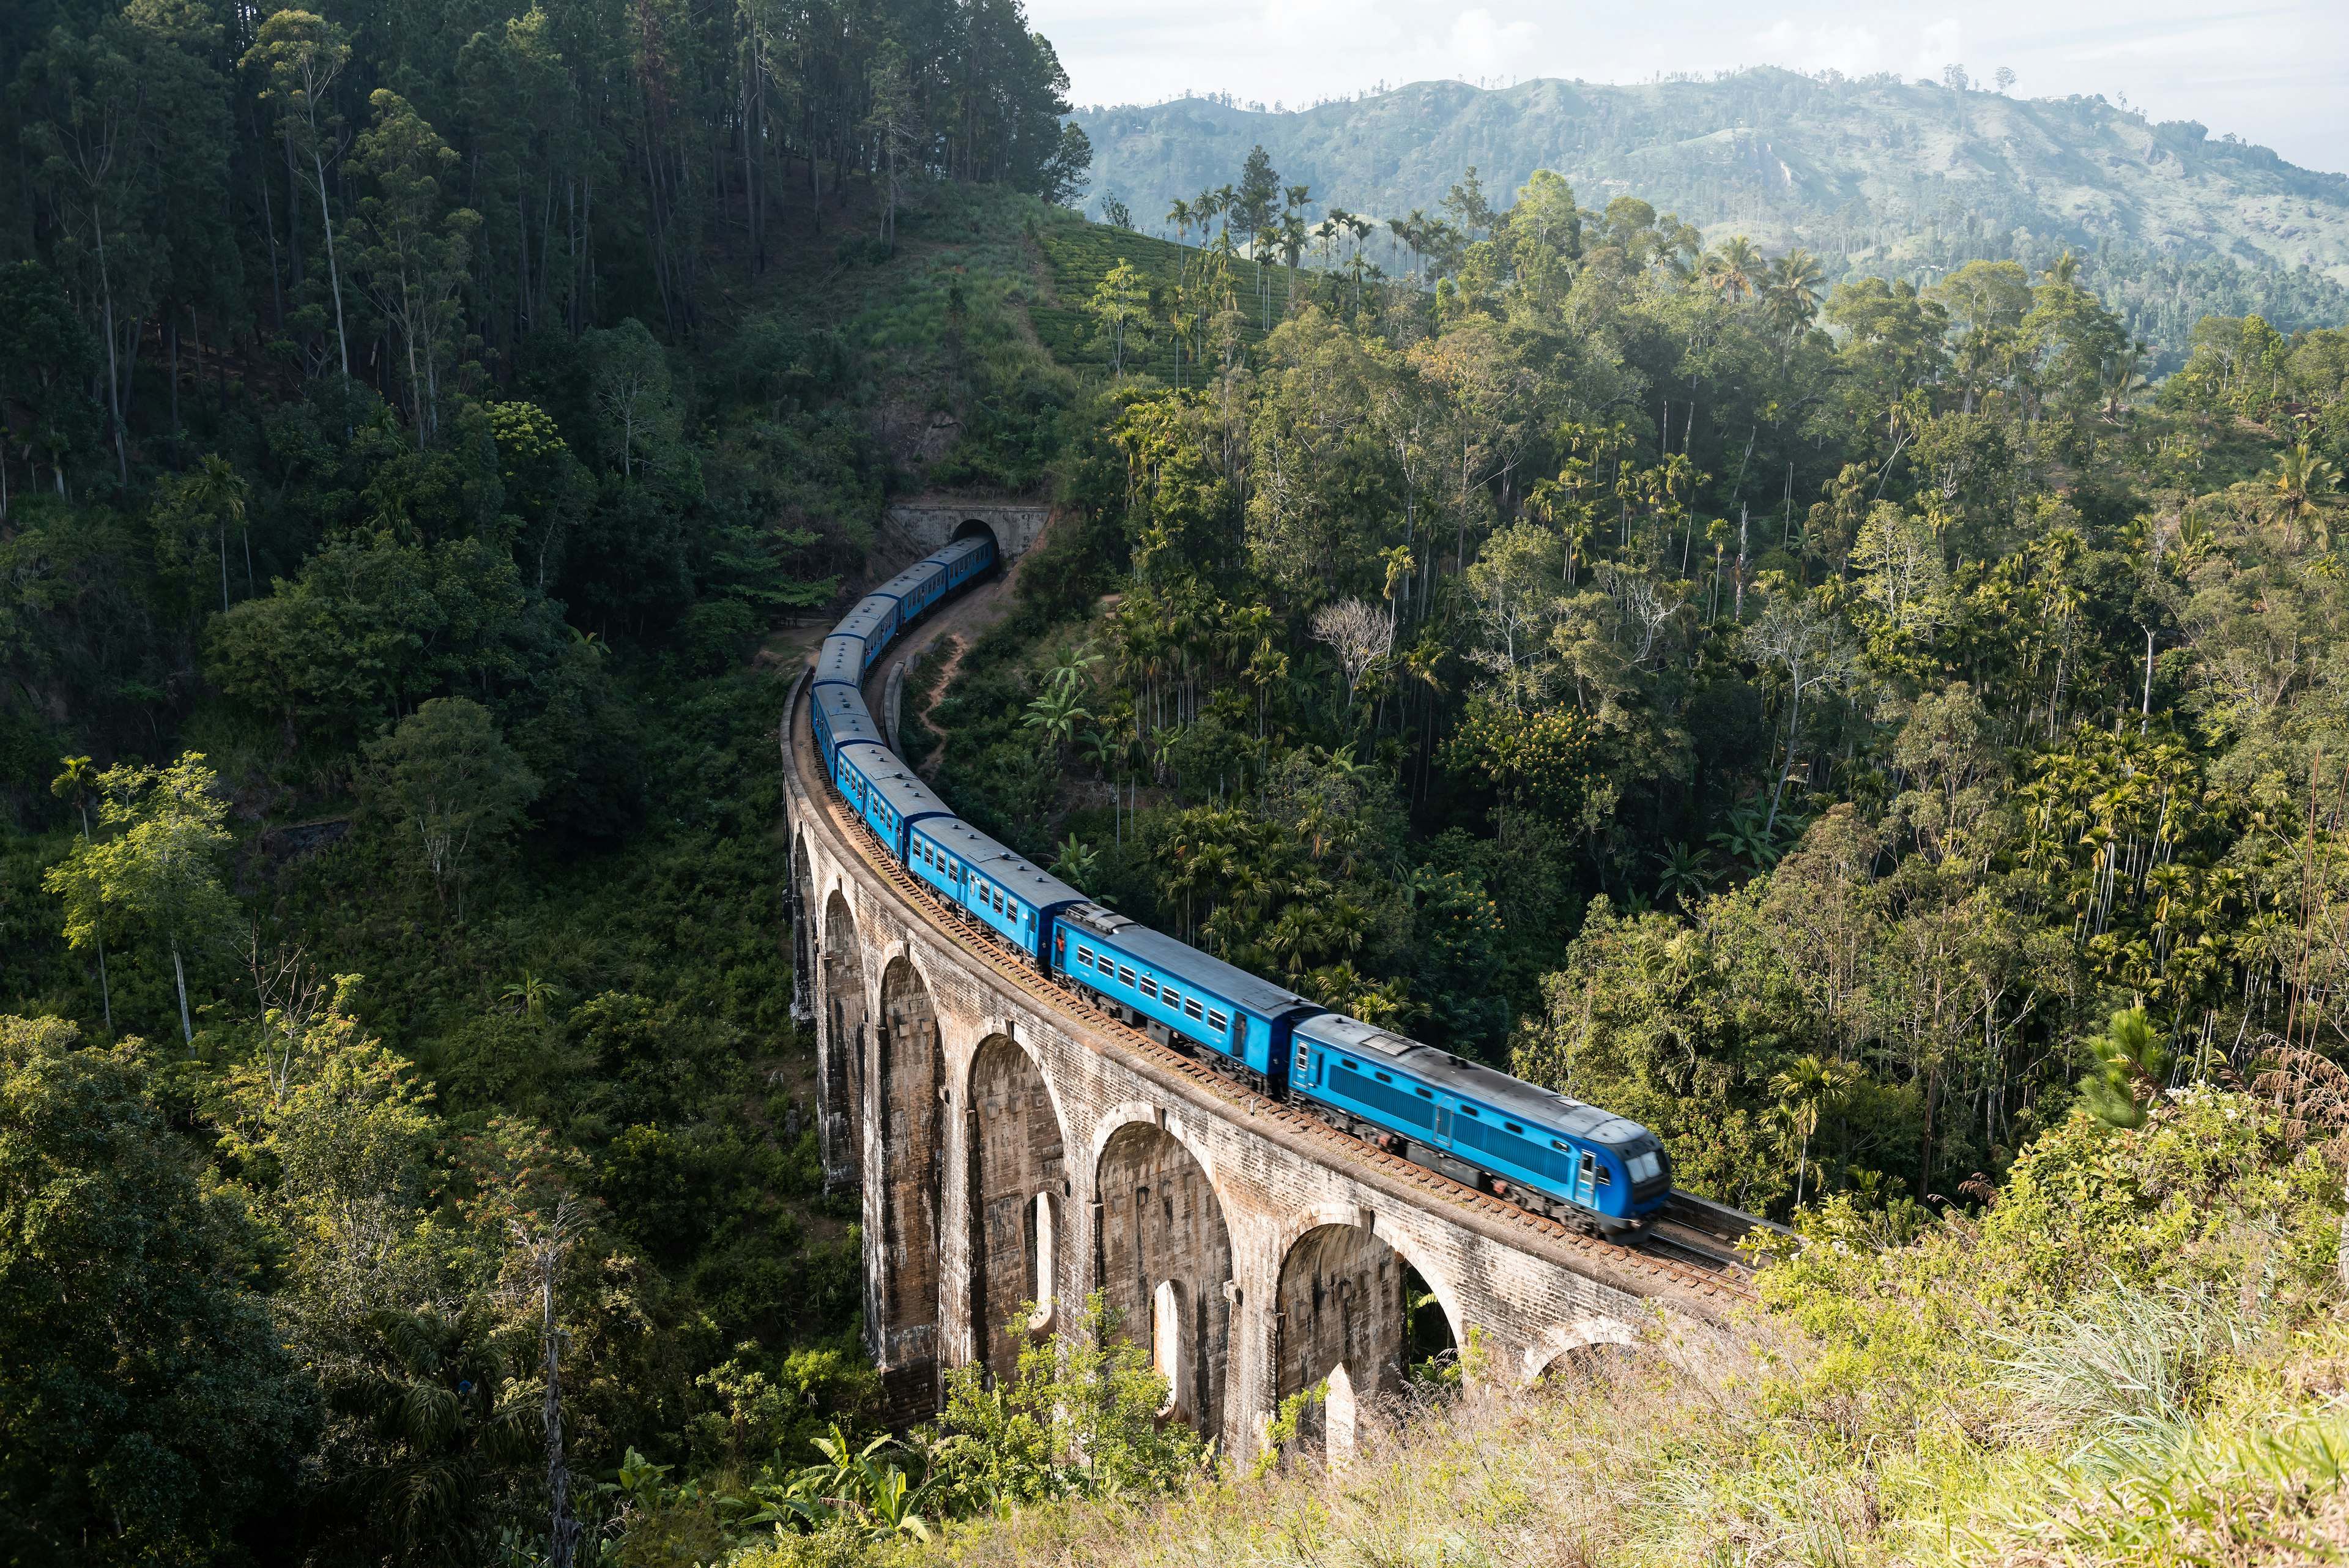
<box><xmin>784</xmin><ymin>667</ymin><xmax>1767</xmax><ymax>1307</ymax></box>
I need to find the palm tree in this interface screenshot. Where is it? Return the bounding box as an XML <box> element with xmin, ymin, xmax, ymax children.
<box><xmin>50</xmin><ymin>756</ymin><xmax>110</xmax><ymax>1030</ymax></box>
<box><xmin>1165</xmin><ymin>198</ymin><xmax>1192</xmax><ymax>247</ymax></box>
<box><xmin>1768</xmin><ymin>1054</ymin><xmax>1855</xmax><ymax>1208</ymax></box>
<box><xmin>1705</xmin><ymin>235</ymin><xmax>1762</xmax><ymax>303</ymax></box>
<box><xmin>1651</xmin><ymin>842</ymin><xmax>1716</xmax><ymax>909</ymax></box>
<box><xmin>2101</xmin><ymin>338</ymin><xmax>2151</xmax><ymax>418</ymax></box>
<box><xmin>1709</xmin><ymin>801</ymin><xmax>1799</xmax><ymax>874</ymax></box>
<box><xmin>2268</xmin><ymin>440</ymin><xmax>2340</xmax><ymax>551</ymax></box>
<box><xmin>501</xmin><ymin>971</ymin><xmax>559</xmax><ymax>1021</ymax></box>
<box><xmin>183</xmin><ymin>453</ymin><xmax>249</xmax><ymax>614</ymax></box>
<box><xmin>328</xmin><ymin>1309</ymin><xmax>537</xmax><ymax>1562</ymax></box>
<box><xmin>1767</xmin><ymin>249</ymin><xmax>1825</xmax><ymax>335</ymax></box>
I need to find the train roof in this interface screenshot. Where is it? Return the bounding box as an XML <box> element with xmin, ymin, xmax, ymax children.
<box><xmin>933</xmin><ymin>536</ymin><xmax>992</xmax><ymax>566</ymax></box>
<box><xmin>815</xmin><ymin>635</ymin><xmax>866</xmax><ymax>688</ymax></box>
<box><xmin>1294</xmin><ymin>1012</ymin><xmax>1655</xmax><ymax>1151</ymax></box>
<box><xmin>916</xmin><ymin>819</ymin><xmax>1088</xmax><ymax>911</ymax></box>
<box><xmin>1061</xmin><ymin>903</ymin><xmax>1318</xmax><ymax>1020</ymax></box>
<box><xmin>836</xmin><ymin>596</ymin><xmax>895</xmax><ymax>641</ymax></box>
<box><xmin>815</xmin><ymin>685</ymin><xmax>885</xmax><ymax>751</ymax></box>
<box><xmin>872</xmin><ymin>559</ymin><xmax>947</xmax><ymax>603</ymax></box>
<box><xmin>854</xmin><ymin>756</ymin><xmax>954</xmax><ymax>823</ymax></box>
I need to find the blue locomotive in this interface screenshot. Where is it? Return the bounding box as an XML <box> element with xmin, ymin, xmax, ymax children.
<box><xmin>804</xmin><ymin>531</ymin><xmax>1672</xmax><ymax>1235</ymax></box>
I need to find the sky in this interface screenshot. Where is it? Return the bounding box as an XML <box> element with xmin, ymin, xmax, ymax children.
<box><xmin>1030</xmin><ymin>0</ymin><xmax>2349</xmax><ymax>175</ymax></box>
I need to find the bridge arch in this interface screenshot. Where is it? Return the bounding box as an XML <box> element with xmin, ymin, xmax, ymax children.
<box><xmin>967</xmin><ymin>1032</ymin><xmax>1070</xmax><ymax>1381</ymax></box>
<box><xmin>1521</xmin><ymin>1315</ymin><xmax>1640</xmax><ymax>1388</ymax></box>
<box><xmin>874</xmin><ymin>953</ymin><xmax>946</xmax><ymax>1418</ymax></box>
<box><xmin>790</xmin><ymin>831</ymin><xmax>815</xmax><ymax>1021</ymax></box>
<box><xmin>1271</xmin><ymin>1213</ymin><xmax>1460</xmax><ymax>1458</ymax></box>
<box><xmin>1095</xmin><ymin>1117</ymin><xmax>1233</xmax><ymax>1443</ymax></box>
<box><xmin>819</xmin><ymin>890</ymin><xmax>867</xmax><ymax>1194</ymax></box>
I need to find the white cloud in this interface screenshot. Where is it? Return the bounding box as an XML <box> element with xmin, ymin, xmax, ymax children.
<box><xmin>1261</xmin><ymin>0</ymin><xmax>1395</xmax><ymax>50</ymax></box>
<box><xmin>1915</xmin><ymin>17</ymin><xmax>1964</xmax><ymax>81</ymax></box>
<box><xmin>1749</xmin><ymin>18</ymin><xmax>1887</xmax><ymax>77</ymax></box>
<box><xmin>1448</xmin><ymin>7</ymin><xmax>1540</xmax><ymax>74</ymax></box>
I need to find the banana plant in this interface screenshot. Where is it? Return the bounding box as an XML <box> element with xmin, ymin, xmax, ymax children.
<box><xmin>739</xmin><ymin>1424</ymin><xmax>941</xmax><ymax>1544</ymax></box>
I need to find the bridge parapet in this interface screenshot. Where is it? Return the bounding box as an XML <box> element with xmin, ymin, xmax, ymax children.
<box><xmin>782</xmin><ymin>671</ymin><xmax>1755</xmax><ymax>1449</ymax></box>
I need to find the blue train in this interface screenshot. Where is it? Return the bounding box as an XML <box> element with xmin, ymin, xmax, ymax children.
<box><xmin>806</xmin><ymin>532</ymin><xmax>1673</xmax><ymax>1235</ymax></box>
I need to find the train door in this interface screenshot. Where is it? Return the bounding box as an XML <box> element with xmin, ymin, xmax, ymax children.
<box><xmin>1433</xmin><ymin>1097</ymin><xmax>1454</xmax><ymax>1151</ymax></box>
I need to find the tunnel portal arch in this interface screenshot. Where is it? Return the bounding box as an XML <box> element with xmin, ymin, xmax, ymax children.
<box><xmin>952</xmin><ymin>518</ymin><xmax>1002</xmax><ymax>560</ymax></box>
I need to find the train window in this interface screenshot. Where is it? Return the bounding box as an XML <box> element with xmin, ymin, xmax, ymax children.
<box><xmin>1417</xmin><ymin>1087</ymin><xmax>1434</xmax><ymax>1099</ymax></box>
<box><xmin>1077</xmin><ymin>947</ymin><xmax>1094</xmax><ymax>968</ymax></box>
<box><xmin>1025</xmin><ymin>911</ymin><xmax>1034</xmax><ymax>929</ymax></box>
<box><xmin>1208</xmin><ymin>1011</ymin><xmax>1228</xmax><ymax>1033</ymax></box>
<box><xmin>1183</xmin><ymin>998</ymin><xmax>1203</xmax><ymax>1021</ymax></box>
<box><xmin>1594</xmin><ymin>1164</ymin><xmax>1612</xmax><ymax>1187</ymax></box>
<box><xmin>1117</xmin><ymin>965</ymin><xmax>1135</xmax><ymax>986</ymax></box>
<box><xmin>1375</xmin><ymin>1071</ymin><xmax>1393</xmax><ymax>1083</ymax></box>
<box><xmin>1460</xmin><ymin>1105</ymin><xmax>1481</xmax><ymax>1118</ymax></box>
<box><xmin>1552</xmin><ymin>1139</ymin><xmax>1572</xmax><ymax>1153</ymax></box>
<box><xmin>1138</xmin><ymin>977</ymin><xmax>1158</xmax><ymax>1000</ymax></box>
<box><xmin>1505</xmin><ymin>1122</ymin><xmax>1523</xmax><ymax>1134</ymax></box>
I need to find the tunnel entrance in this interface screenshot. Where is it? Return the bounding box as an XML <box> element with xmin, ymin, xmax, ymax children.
<box><xmin>951</xmin><ymin>518</ymin><xmax>1002</xmax><ymax>560</ymax></box>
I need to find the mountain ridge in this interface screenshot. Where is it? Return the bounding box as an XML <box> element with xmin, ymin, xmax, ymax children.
<box><xmin>1071</xmin><ymin>69</ymin><xmax>2349</xmax><ymax>338</ymax></box>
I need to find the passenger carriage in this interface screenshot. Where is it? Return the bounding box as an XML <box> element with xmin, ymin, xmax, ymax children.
<box><xmin>812</xmin><ymin>684</ymin><xmax>885</xmax><ymax>771</ymax></box>
<box><xmin>813</xmin><ymin>634</ymin><xmax>866</xmax><ymax>696</ymax></box>
<box><xmin>835</xmin><ymin>749</ymin><xmax>955</xmax><ymax>861</ymax></box>
<box><xmin>1052</xmin><ymin>904</ymin><xmax>1318</xmax><ymax>1088</ymax></box>
<box><xmin>1291</xmin><ymin>1013</ymin><xmax>1673</xmax><ymax>1232</ymax></box>
<box><xmin>870</xmin><ymin>558</ymin><xmax>949</xmax><ymax>622</ymax></box>
<box><xmin>905</xmin><ymin>819</ymin><xmax>1085</xmax><ymax>962</ymax></box>
<box><xmin>834</xmin><ymin>594</ymin><xmax>901</xmax><ymax>674</ymax></box>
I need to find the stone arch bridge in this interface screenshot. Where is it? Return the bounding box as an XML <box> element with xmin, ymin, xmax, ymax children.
<box><xmin>782</xmin><ymin>671</ymin><xmax>1760</xmax><ymax>1453</ymax></box>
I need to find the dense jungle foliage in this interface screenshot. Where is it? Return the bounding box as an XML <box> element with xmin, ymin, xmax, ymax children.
<box><xmin>0</xmin><ymin>0</ymin><xmax>1096</xmax><ymax>1558</ymax></box>
<box><xmin>922</xmin><ymin>157</ymin><xmax>2349</xmax><ymax>1239</ymax></box>
<box><xmin>4</xmin><ymin>0</ymin><xmax>2349</xmax><ymax>1552</ymax></box>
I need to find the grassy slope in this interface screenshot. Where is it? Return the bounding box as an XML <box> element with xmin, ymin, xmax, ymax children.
<box><xmin>1027</xmin><ymin>218</ymin><xmax>1313</xmax><ymax>384</ymax></box>
<box><xmin>896</xmin><ymin>1091</ymin><xmax>2349</xmax><ymax>1567</ymax></box>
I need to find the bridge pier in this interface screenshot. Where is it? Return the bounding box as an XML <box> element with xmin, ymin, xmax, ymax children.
<box><xmin>785</xmin><ymin>675</ymin><xmax>1748</xmax><ymax>1458</ymax></box>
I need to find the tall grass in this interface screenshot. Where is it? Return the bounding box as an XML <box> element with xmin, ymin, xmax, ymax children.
<box><xmin>725</xmin><ymin>1094</ymin><xmax>2349</xmax><ymax>1568</ymax></box>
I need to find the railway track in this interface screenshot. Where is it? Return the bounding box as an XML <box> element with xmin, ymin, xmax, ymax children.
<box><xmin>785</xmin><ymin>674</ymin><xmax>1767</xmax><ymax>1306</ymax></box>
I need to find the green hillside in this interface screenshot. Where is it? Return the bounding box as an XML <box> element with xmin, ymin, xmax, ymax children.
<box><xmin>1073</xmin><ymin>70</ymin><xmax>2349</xmax><ymax>355</ymax></box>
<box><xmin>1030</xmin><ymin>222</ymin><xmax>1308</xmax><ymax>379</ymax></box>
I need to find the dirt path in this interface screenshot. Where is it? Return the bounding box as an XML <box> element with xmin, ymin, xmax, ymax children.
<box><xmin>868</xmin><ymin>570</ymin><xmax>1017</xmax><ymax>775</ymax></box>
